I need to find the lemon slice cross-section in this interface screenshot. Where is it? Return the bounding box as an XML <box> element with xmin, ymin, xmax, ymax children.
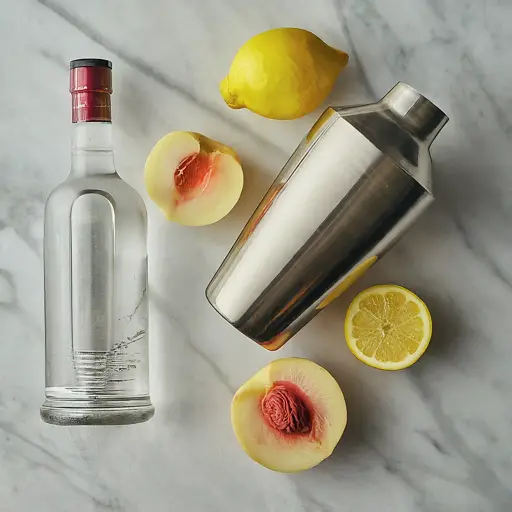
<box><xmin>345</xmin><ymin>285</ymin><xmax>432</xmax><ymax>370</ymax></box>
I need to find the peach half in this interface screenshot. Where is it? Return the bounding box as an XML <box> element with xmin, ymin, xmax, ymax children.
<box><xmin>231</xmin><ymin>358</ymin><xmax>347</xmax><ymax>473</ymax></box>
<box><xmin>144</xmin><ymin>131</ymin><xmax>243</xmax><ymax>226</ymax></box>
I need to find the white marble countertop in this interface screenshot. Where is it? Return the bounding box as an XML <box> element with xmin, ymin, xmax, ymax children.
<box><xmin>1</xmin><ymin>0</ymin><xmax>512</xmax><ymax>511</ymax></box>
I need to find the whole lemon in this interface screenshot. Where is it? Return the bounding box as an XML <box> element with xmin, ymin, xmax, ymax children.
<box><xmin>220</xmin><ymin>28</ymin><xmax>348</xmax><ymax>120</ymax></box>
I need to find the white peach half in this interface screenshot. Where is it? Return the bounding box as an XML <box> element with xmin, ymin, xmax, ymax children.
<box><xmin>144</xmin><ymin>131</ymin><xmax>243</xmax><ymax>226</ymax></box>
<box><xmin>231</xmin><ymin>358</ymin><xmax>347</xmax><ymax>473</ymax></box>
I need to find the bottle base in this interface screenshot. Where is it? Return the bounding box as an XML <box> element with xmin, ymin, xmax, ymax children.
<box><xmin>40</xmin><ymin>398</ymin><xmax>154</xmax><ymax>426</ymax></box>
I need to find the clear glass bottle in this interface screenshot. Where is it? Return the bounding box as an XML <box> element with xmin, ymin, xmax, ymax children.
<box><xmin>41</xmin><ymin>59</ymin><xmax>154</xmax><ymax>425</ymax></box>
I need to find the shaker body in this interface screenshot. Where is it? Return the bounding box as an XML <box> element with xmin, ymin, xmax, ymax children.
<box><xmin>207</xmin><ymin>83</ymin><xmax>447</xmax><ymax>349</ymax></box>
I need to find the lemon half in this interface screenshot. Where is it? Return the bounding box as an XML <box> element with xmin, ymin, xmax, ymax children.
<box><xmin>345</xmin><ymin>285</ymin><xmax>432</xmax><ymax>370</ymax></box>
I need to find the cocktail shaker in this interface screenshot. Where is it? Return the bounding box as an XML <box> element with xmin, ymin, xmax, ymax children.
<box><xmin>206</xmin><ymin>82</ymin><xmax>448</xmax><ymax>350</ymax></box>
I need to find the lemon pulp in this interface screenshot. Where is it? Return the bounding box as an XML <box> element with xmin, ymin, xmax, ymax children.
<box><xmin>345</xmin><ymin>285</ymin><xmax>432</xmax><ymax>370</ymax></box>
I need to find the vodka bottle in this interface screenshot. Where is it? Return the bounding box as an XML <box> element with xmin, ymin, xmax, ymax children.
<box><xmin>41</xmin><ymin>59</ymin><xmax>153</xmax><ymax>425</ymax></box>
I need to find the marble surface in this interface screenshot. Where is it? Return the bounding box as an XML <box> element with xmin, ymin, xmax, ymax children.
<box><xmin>1</xmin><ymin>0</ymin><xmax>511</xmax><ymax>510</ymax></box>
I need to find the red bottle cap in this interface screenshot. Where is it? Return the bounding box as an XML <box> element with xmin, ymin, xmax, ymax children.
<box><xmin>70</xmin><ymin>59</ymin><xmax>112</xmax><ymax>123</ymax></box>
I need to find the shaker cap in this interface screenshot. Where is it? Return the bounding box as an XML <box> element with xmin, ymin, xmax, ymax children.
<box><xmin>382</xmin><ymin>82</ymin><xmax>448</xmax><ymax>144</ymax></box>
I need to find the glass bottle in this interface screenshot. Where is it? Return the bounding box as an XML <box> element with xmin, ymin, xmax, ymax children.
<box><xmin>41</xmin><ymin>59</ymin><xmax>154</xmax><ymax>425</ymax></box>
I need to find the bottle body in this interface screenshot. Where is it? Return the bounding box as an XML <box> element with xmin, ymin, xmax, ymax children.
<box><xmin>42</xmin><ymin>172</ymin><xmax>152</xmax><ymax>425</ymax></box>
<box><xmin>206</xmin><ymin>83</ymin><xmax>448</xmax><ymax>350</ymax></box>
<box><xmin>41</xmin><ymin>60</ymin><xmax>153</xmax><ymax>425</ymax></box>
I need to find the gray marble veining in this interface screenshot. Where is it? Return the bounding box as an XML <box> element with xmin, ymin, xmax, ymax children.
<box><xmin>1</xmin><ymin>0</ymin><xmax>511</xmax><ymax>511</ymax></box>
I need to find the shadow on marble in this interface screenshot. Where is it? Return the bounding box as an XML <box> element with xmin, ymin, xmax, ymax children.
<box><xmin>296</xmin><ymin>320</ymin><xmax>380</xmax><ymax>471</ymax></box>
<box><xmin>321</xmin><ymin>360</ymin><xmax>376</xmax><ymax>461</ymax></box>
<box><xmin>117</xmin><ymin>76</ymin><xmax>156</xmax><ymax>140</ymax></box>
<box><xmin>148</xmin><ymin>290</ymin><xmax>198</xmax><ymax>424</ymax></box>
<box><xmin>434</xmin><ymin>156</ymin><xmax>511</xmax><ymax>274</ymax></box>
<box><xmin>149</xmin><ymin>287</ymin><xmax>236</xmax><ymax>428</ymax></box>
<box><xmin>415</xmin><ymin>286</ymin><xmax>463</xmax><ymax>364</ymax></box>
<box><xmin>376</xmin><ymin>207</ymin><xmax>468</xmax><ymax>364</ymax></box>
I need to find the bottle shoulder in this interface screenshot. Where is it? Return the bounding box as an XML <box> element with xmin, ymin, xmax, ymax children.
<box><xmin>46</xmin><ymin>174</ymin><xmax>147</xmax><ymax>218</ymax></box>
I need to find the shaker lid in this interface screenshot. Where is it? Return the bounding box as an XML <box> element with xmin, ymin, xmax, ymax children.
<box><xmin>382</xmin><ymin>82</ymin><xmax>448</xmax><ymax>145</ymax></box>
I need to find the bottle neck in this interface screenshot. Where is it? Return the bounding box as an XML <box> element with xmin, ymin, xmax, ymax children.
<box><xmin>381</xmin><ymin>82</ymin><xmax>448</xmax><ymax>145</ymax></box>
<box><xmin>71</xmin><ymin>122</ymin><xmax>116</xmax><ymax>176</ymax></box>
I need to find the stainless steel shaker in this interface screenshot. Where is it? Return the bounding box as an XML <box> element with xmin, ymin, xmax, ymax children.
<box><xmin>207</xmin><ymin>82</ymin><xmax>448</xmax><ymax>350</ymax></box>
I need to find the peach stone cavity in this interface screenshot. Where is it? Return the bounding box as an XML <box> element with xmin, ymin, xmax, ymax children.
<box><xmin>261</xmin><ymin>382</ymin><xmax>312</xmax><ymax>434</ymax></box>
<box><xmin>174</xmin><ymin>152</ymin><xmax>215</xmax><ymax>203</ymax></box>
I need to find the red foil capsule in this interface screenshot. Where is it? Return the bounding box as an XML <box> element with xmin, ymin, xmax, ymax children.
<box><xmin>70</xmin><ymin>59</ymin><xmax>112</xmax><ymax>123</ymax></box>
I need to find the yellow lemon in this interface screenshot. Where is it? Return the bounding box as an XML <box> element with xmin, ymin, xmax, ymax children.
<box><xmin>220</xmin><ymin>28</ymin><xmax>349</xmax><ymax>120</ymax></box>
<box><xmin>345</xmin><ymin>285</ymin><xmax>432</xmax><ymax>370</ymax></box>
